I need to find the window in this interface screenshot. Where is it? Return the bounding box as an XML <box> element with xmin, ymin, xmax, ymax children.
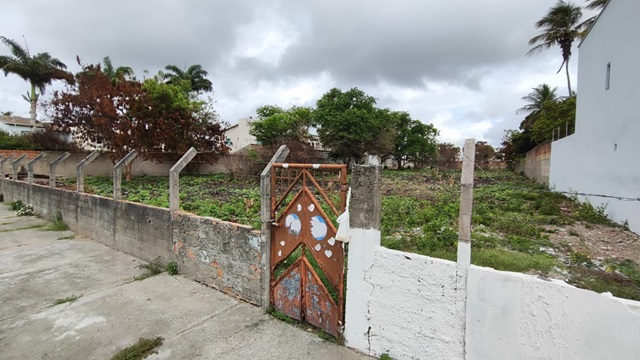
<box><xmin>606</xmin><ymin>62</ymin><xmax>611</xmax><ymax>90</ymax></box>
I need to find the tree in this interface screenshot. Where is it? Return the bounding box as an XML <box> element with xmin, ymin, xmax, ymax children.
<box><xmin>313</xmin><ymin>87</ymin><xmax>394</xmax><ymax>165</ymax></box>
<box><xmin>161</xmin><ymin>64</ymin><xmax>213</xmax><ymax>93</ymax></box>
<box><xmin>389</xmin><ymin>111</ymin><xmax>439</xmax><ymax>169</ymax></box>
<box><xmin>1</xmin><ymin>111</ymin><xmax>13</xmax><ymax>116</ymax></box>
<box><xmin>529</xmin><ymin>96</ymin><xmax>576</xmax><ymax>143</ymax></box>
<box><xmin>250</xmin><ymin>105</ymin><xmax>313</xmax><ymax>145</ymax></box>
<box><xmin>49</xmin><ymin>64</ymin><xmax>227</xmax><ymax>166</ymax></box>
<box><xmin>518</xmin><ymin>84</ymin><xmax>559</xmax><ymax>131</ymax></box>
<box><xmin>0</xmin><ymin>37</ymin><xmax>73</xmax><ymax>127</ymax></box>
<box><xmin>580</xmin><ymin>0</ymin><xmax>609</xmax><ymax>30</ymax></box>
<box><xmin>500</xmin><ymin>130</ymin><xmax>536</xmax><ymax>168</ymax></box>
<box><xmin>475</xmin><ymin>141</ymin><xmax>495</xmax><ymax>165</ymax></box>
<box><xmin>437</xmin><ymin>143</ymin><xmax>461</xmax><ymax>169</ymax></box>
<box><xmin>527</xmin><ymin>1</ymin><xmax>586</xmax><ymax>96</ymax></box>
<box><xmin>102</xmin><ymin>56</ymin><xmax>134</xmax><ymax>85</ymax></box>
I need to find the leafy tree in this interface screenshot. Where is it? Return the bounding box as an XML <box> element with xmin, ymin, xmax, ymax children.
<box><xmin>518</xmin><ymin>84</ymin><xmax>559</xmax><ymax>131</ymax></box>
<box><xmin>500</xmin><ymin>130</ymin><xmax>536</xmax><ymax>167</ymax></box>
<box><xmin>527</xmin><ymin>1</ymin><xmax>586</xmax><ymax>96</ymax></box>
<box><xmin>389</xmin><ymin>111</ymin><xmax>439</xmax><ymax>169</ymax></box>
<box><xmin>102</xmin><ymin>56</ymin><xmax>134</xmax><ymax>85</ymax></box>
<box><xmin>48</xmin><ymin>64</ymin><xmax>227</xmax><ymax>165</ymax></box>
<box><xmin>475</xmin><ymin>141</ymin><xmax>495</xmax><ymax>164</ymax></box>
<box><xmin>0</xmin><ymin>37</ymin><xmax>73</xmax><ymax>127</ymax></box>
<box><xmin>313</xmin><ymin>87</ymin><xmax>394</xmax><ymax>165</ymax></box>
<box><xmin>250</xmin><ymin>105</ymin><xmax>313</xmax><ymax>145</ymax></box>
<box><xmin>529</xmin><ymin>96</ymin><xmax>576</xmax><ymax>143</ymax></box>
<box><xmin>436</xmin><ymin>143</ymin><xmax>461</xmax><ymax>169</ymax></box>
<box><xmin>161</xmin><ymin>64</ymin><xmax>213</xmax><ymax>93</ymax></box>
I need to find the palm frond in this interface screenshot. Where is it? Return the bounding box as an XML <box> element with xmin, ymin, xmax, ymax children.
<box><xmin>0</xmin><ymin>36</ymin><xmax>29</xmax><ymax>60</ymax></box>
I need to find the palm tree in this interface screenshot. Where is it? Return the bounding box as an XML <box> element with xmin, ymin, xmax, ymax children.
<box><xmin>162</xmin><ymin>64</ymin><xmax>213</xmax><ymax>93</ymax></box>
<box><xmin>580</xmin><ymin>0</ymin><xmax>609</xmax><ymax>31</ymax></box>
<box><xmin>527</xmin><ymin>1</ymin><xmax>586</xmax><ymax>96</ymax></box>
<box><xmin>102</xmin><ymin>56</ymin><xmax>134</xmax><ymax>85</ymax></box>
<box><xmin>0</xmin><ymin>37</ymin><xmax>73</xmax><ymax>127</ymax></box>
<box><xmin>517</xmin><ymin>84</ymin><xmax>558</xmax><ymax>114</ymax></box>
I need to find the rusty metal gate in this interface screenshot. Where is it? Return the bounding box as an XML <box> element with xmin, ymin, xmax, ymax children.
<box><xmin>270</xmin><ymin>163</ymin><xmax>348</xmax><ymax>337</ymax></box>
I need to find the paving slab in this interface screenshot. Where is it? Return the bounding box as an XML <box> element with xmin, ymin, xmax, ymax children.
<box><xmin>0</xmin><ymin>204</ymin><xmax>371</xmax><ymax>360</ymax></box>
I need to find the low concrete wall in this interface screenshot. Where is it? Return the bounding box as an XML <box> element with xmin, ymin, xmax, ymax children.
<box><xmin>365</xmin><ymin>248</ymin><xmax>465</xmax><ymax>360</ymax></box>
<box><xmin>0</xmin><ymin>178</ymin><xmax>263</xmax><ymax>305</ymax></box>
<box><xmin>466</xmin><ymin>265</ymin><xmax>640</xmax><ymax>360</ymax></box>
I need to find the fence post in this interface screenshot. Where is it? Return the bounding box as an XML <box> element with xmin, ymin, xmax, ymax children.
<box><xmin>11</xmin><ymin>154</ymin><xmax>27</xmax><ymax>180</ymax></box>
<box><xmin>27</xmin><ymin>152</ymin><xmax>47</xmax><ymax>184</ymax></box>
<box><xmin>169</xmin><ymin>147</ymin><xmax>197</xmax><ymax>216</ymax></box>
<box><xmin>565</xmin><ymin>122</ymin><xmax>569</xmax><ymax>137</ymax></box>
<box><xmin>76</xmin><ymin>150</ymin><xmax>101</xmax><ymax>193</ymax></box>
<box><xmin>49</xmin><ymin>152</ymin><xmax>70</xmax><ymax>188</ymax></box>
<box><xmin>260</xmin><ymin>145</ymin><xmax>290</xmax><ymax>311</ymax></box>
<box><xmin>113</xmin><ymin>150</ymin><xmax>138</xmax><ymax>200</ymax></box>
<box><xmin>0</xmin><ymin>155</ymin><xmax>13</xmax><ymax>179</ymax></box>
<box><xmin>457</xmin><ymin>138</ymin><xmax>475</xmax><ymax>267</ymax></box>
<box><xmin>344</xmin><ymin>164</ymin><xmax>382</xmax><ymax>350</ymax></box>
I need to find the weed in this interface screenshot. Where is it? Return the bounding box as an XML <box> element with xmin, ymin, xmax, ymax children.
<box><xmin>16</xmin><ymin>204</ymin><xmax>34</xmax><ymax>216</ymax></box>
<box><xmin>47</xmin><ymin>211</ymin><xmax>69</xmax><ymax>231</ymax></box>
<box><xmin>53</xmin><ymin>295</ymin><xmax>80</xmax><ymax>306</ymax></box>
<box><xmin>380</xmin><ymin>355</ymin><xmax>394</xmax><ymax>360</ymax></box>
<box><xmin>165</xmin><ymin>261</ymin><xmax>178</xmax><ymax>275</ymax></box>
<box><xmin>568</xmin><ymin>229</ymin><xmax>580</xmax><ymax>237</ymax></box>
<box><xmin>574</xmin><ymin>199</ymin><xmax>611</xmax><ymax>225</ymax></box>
<box><xmin>58</xmin><ymin>234</ymin><xmax>76</xmax><ymax>240</ymax></box>
<box><xmin>8</xmin><ymin>199</ymin><xmax>24</xmax><ymax>211</ymax></box>
<box><xmin>133</xmin><ymin>258</ymin><xmax>164</xmax><ymax>281</ymax></box>
<box><xmin>570</xmin><ymin>252</ymin><xmax>595</xmax><ymax>268</ymax></box>
<box><xmin>267</xmin><ymin>307</ymin><xmax>298</xmax><ymax>325</ymax></box>
<box><xmin>111</xmin><ymin>337</ymin><xmax>163</xmax><ymax>360</ymax></box>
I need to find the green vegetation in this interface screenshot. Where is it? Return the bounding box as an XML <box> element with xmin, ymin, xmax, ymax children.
<box><xmin>379</xmin><ymin>355</ymin><xmax>394</xmax><ymax>360</ymax></box>
<box><xmin>9</xmin><ymin>200</ymin><xmax>35</xmax><ymax>216</ymax></box>
<box><xmin>53</xmin><ymin>295</ymin><xmax>80</xmax><ymax>306</ymax></box>
<box><xmin>165</xmin><ymin>262</ymin><xmax>178</xmax><ymax>276</ymax></box>
<box><xmin>132</xmin><ymin>258</ymin><xmax>165</xmax><ymax>281</ymax></box>
<box><xmin>8</xmin><ymin>199</ymin><xmax>24</xmax><ymax>211</ymax></box>
<box><xmin>47</xmin><ymin>211</ymin><xmax>69</xmax><ymax>231</ymax></box>
<box><xmin>111</xmin><ymin>337</ymin><xmax>163</xmax><ymax>360</ymax></box>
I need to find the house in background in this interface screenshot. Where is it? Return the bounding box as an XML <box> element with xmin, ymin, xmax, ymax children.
<box><xmin>549</xmin><ymin>0</ymin><xmax>640</xmax><ymax>233</ymax></box>
<box><xmin>0</xmin><ymin>116</ymin><xmax>45</xmax><ymax>135</ymax></box>
<box><xmin>224</xmin><ymin>117</ymin><xmax>257</xmax><ymax>153</ymax></box>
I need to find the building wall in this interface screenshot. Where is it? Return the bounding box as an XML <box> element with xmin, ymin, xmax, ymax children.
<box><xmin>224</xmin><ymin>118</ymin><xmax>257</xmax><ymax>153</ymax></box>
<box><xmin>466</xmin><ymin>265</ymin><xmax>640</xmax><ymax>360</ymax></box>
<box><xmin>0</xmin><ymin>178</ymin><xmax>264</xmax><ymax>304</ymax></box>
<box><xmin>0</xmin><ymin>122</ymin><xmax>32</xmax><ymax>135</ymax></box>
<box><xmin>516</xmin><ymin>142</ymin><xmax>551</xmax><ymax>185</ymax></box>
<box><xmin>549</xmin><ymin>0</ymin><xmax>640</xmax><ymax>233</ymax></box>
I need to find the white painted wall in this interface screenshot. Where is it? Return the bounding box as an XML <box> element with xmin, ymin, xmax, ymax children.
<box><xmin>224</xmin><ymin>117</ymin><xmax>256</xmax><ymax>152</ymax></box>
<box><xmin>550</xmin><ymin>0</ymin><xmax>640</xmax><ymax>233</ymax></box>
<box><xmin>466</xmin><ymin>265</ymin><xmax>640</xmax><ymax>360</ymax></box>
<box><xmin>346</xmin><ymin>245</ymin><xmax>466</xmax><ymax>360</ymax></box>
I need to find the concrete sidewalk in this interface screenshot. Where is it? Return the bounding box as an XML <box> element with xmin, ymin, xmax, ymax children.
<box><xmin>0</xmin><ymin>205</ymin><xmax>371</xmax><ymax>360</ymax></box>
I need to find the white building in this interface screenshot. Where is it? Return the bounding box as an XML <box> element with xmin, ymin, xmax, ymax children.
<box><xmin>549</xmin><ymin>0</ymin><xmax>640</xmax><ymax>233</ymax></box>
<box><xmin>224</xmin><ymin>117</ymin><xmax>257</xmax><ymax>153</ymax></box>
<box><xmin>0</xmin><ymin>116</ymin><xmax>44</xmax><ymax>135</ymax></box>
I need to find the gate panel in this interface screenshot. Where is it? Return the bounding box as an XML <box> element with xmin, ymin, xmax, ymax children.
<box><xmin>270</xmin><ymin>163</ymin><xmax>347</xmax><ymax>337</ymax></box>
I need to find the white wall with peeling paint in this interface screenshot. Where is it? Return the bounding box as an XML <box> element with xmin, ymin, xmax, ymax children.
<box><xmin>465</xmin><ymin>266</ymin><xmax>640</xmax><ymax>360</ymax></box>
<box><xmin>345</xmin><ymin>244</ymin><xmax>466</xmax><ymax>360</ymax></box>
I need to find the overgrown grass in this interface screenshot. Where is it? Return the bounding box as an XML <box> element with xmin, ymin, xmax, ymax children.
<box><xmin>111</xmin><ymin>337</ymin><xmax>163</xmax><ymax>360</ymax></box>
<box><xmin>46</xmin><ymin>211</ymin><xmax>69</xmax><ymax>231</ymax></box>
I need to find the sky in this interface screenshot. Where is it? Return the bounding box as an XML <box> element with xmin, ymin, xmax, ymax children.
<box><xmin>0</xmin><ymin>0</ymin><xmax>595</xmax><ymax>148</ymax></box>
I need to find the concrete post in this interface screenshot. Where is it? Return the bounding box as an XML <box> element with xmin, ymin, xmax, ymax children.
<box><xmin>27</xmin><ymin>152</ymin><xmax>47</xmax><ymax>184</ymax></box>
<box><xmin>76</xmin><ymin>150</ymin><xmax>101</xmax><ymax>193</ymax></box>
<box><xmin>169</xmin><ymin>147</ymin><xmax>197</xmax><ymax>216</ymax></box>
<box><xmin>457</xmin><ymin>138</ymin><xmax>475</xmax><ymax>267</ymax></box>
<box><xmin>11</xmin><ymin>154</ymin><xmax>27</xmax><ymax>180</ymax></box>
<box><xmin>0</xmin><ymin>155</ymin><xmax>13</xmax><ymax>179</ymax></box>
<box><xmin>344</xmin><ymin>165</ymin><xmax>381</xmax><ymax>351</ymax></box>
<box><xmin>113</xmin><ymin>150</ymin><xmax>138</xmax><ymax>200</ymax></box>
<box><xmin>49</xmin><ymin>152</ymin><xmax>70</xmax><ymax>188</ymax></box>
<box><xmin>260</xmin><ymin>145</ymin><xmax>290</xmax><ymax>311</ymax></box>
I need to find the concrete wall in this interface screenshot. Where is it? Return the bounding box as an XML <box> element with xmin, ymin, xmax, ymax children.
<box><xmin>550</xmin><ymin>0</ymin><xmax>640</xmax><ymax>233</ymax></box>
<box><xmin>0</xmin><ymin>178</ymin><xmax>263</xmax><ymax>304</ymax></box>
<box><xmin>0</xmin><ymin>150</ymin><xmax>251</xmax><ymax>180</ymax></box>
<box><xmin>466</xmin><ymin>265</ymin><xmax>640</xmax><ymax>360</ymax></box>
<box><xmin>515</xmin><ymin>142</ymin><xmax>551</xmax><ymax>185</ymax></box>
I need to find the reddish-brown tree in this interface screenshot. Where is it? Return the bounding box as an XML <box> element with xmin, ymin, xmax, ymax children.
<box><xmin>48</xmin><ymin>64</ymin><xmax>228</xmax><ymax>164</ymax></box>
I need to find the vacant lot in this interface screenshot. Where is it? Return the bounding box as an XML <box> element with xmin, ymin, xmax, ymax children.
<box><xmin>63</xmin><ymin>169</ymin><xmax>640</xmax><ymax>300</ymax></box>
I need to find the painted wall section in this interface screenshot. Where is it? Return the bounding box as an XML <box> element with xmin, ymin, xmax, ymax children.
<box><xmin>549</xmin><ymin>0</ymin><xmax>640</xmax><ymax>233</ymax></box>
<box><xmin>0</xmin><ymin>178</ymin><xmax>264</xmax><ymax>304</ymax></box>
<box><xmin>466</xmin><ymin>265</ymin><xmax>640</xmax><ymax>360</ymax></box>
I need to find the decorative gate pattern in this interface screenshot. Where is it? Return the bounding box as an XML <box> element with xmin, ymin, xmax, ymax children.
<box><xmin>270</xmin><ymin>163</ymin><xmax>348</xmax><ymax>337</ymax></box>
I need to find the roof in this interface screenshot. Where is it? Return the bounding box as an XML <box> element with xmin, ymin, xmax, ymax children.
<box><xmin>579</xmin><ymin>0</ymin><xmax>612</xmax><ymax>47</ymax></box>
<box><xmin>0</xmin><ymin>116</ymin><xmax>46</xmax><ymax>128</ymax></box>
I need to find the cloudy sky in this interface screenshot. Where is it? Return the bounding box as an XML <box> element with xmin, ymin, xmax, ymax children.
<box><xmin>0</xmin><ymin>0</ymin><xmax>594</xmax><ymax>147</ymax></box>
